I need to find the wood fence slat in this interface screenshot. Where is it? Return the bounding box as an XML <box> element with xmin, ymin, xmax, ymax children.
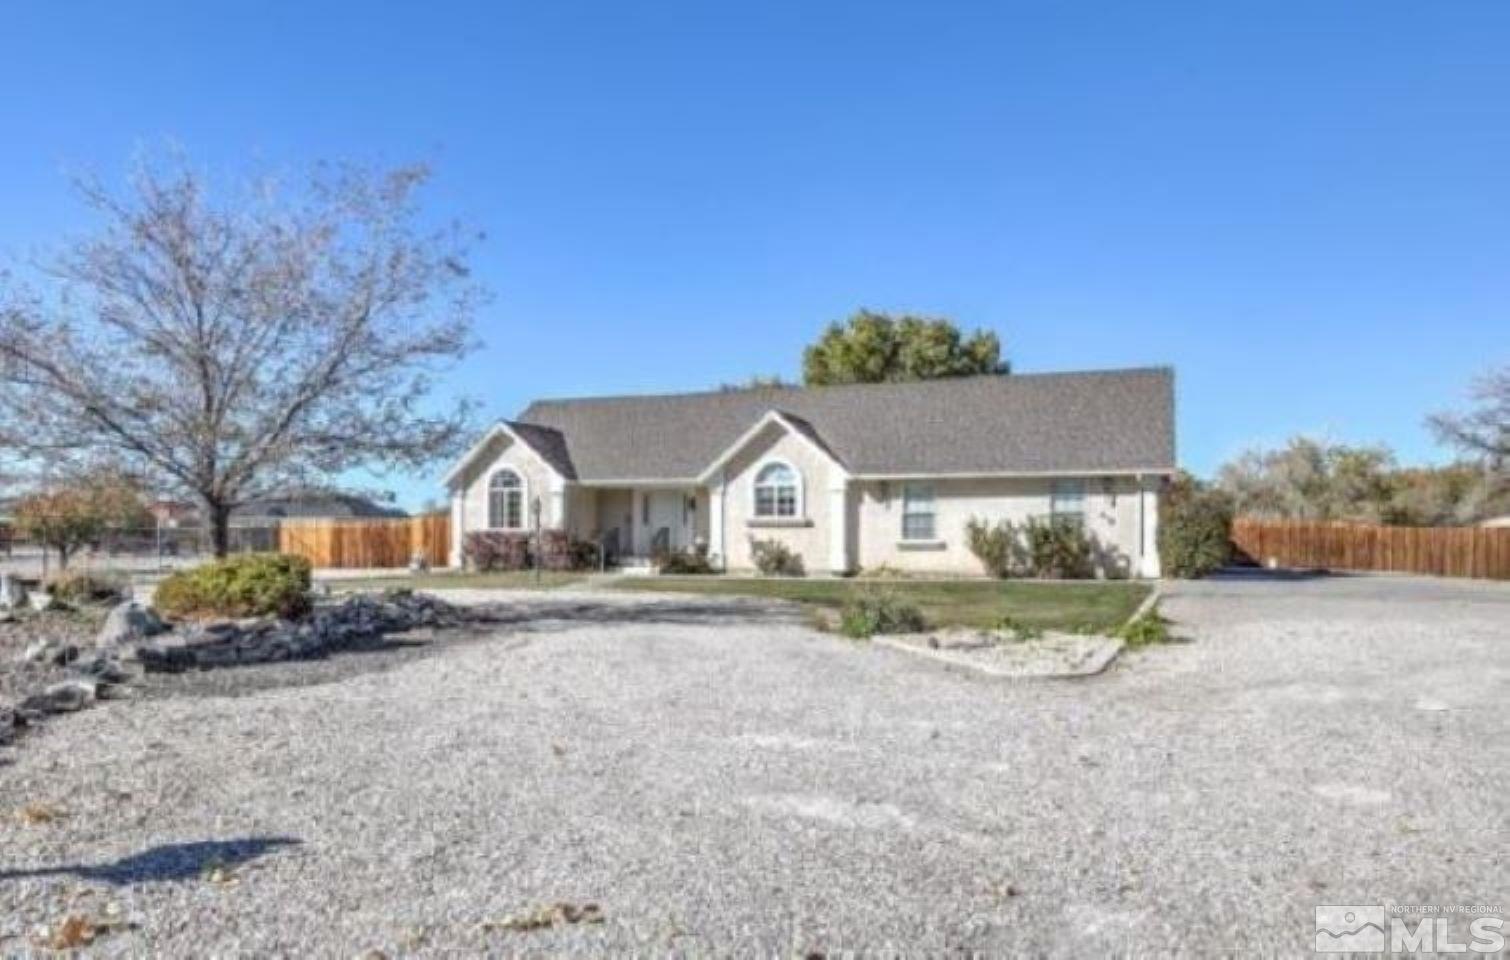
<box><xmin>276</xmin><ymin>512</ymin><xmax>451</xmax><ymax>569</ymax></box>
<box><xmin>1230</xmin><ymin>518</ymin><xmax>1509</xmax><ymax>581</ymax></box>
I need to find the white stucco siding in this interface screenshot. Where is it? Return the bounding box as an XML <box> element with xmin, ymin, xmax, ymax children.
<box><xmin>720</xmin><ymin>423</ymin><xmax>838</xmax><ymax>573</ymax></box>
<box><xmin>854</xmin><ymin>475</ymin><xmax>1147</xmax><ymax>577</ymax></box>
<box><xmin>453</xmin><ymin>434</ymin><xmax>563</xmax><ymax>537</ymax></box>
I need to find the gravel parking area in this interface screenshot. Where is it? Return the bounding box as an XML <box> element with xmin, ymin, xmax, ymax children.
<box><xmin>1</xmin><ymin>576</ymin><xmax>1505</xmax><ymax>955</ymax></box>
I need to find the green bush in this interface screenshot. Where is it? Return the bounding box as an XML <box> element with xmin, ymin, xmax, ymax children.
<box><xmin>1023</xmin><ymin>516</ymin><xmax>1093</xmax><ymax>579</ymax></box>
<box><xmin>656</xmin><ymin>545</ymin><xmax>716</xmax><ymax>575</ymax></box>
<box><xmin>965</xmin><ymin>516</ymin><xmax>1027</xmax><ymax>578</ymax></box>
<box><xmin>839</xmin><ymin>588</ymin><xmax>927</xmax><ymax>639</ymax></box>
<box><xmin>155</xmin><ymin>553</ymin><xmax>313</xmax><ymax>620</ymax></box>
<box><xmin>1117</xmin><ymin>607</ymin><xmax>1174</xmax><ymax>647</ymax></box>
<box><xmin>749</xmin><ymin>537</ymin><xmax>805</xmax><ymax>577</ymax></box>
<box><xmin>1158</xmin><ymin>476</ymin><xmax>1234</xmax><ymax>579</ymax></box>
<box><xmin>45</xmin><ymin>570</ymin><xmax>127</xmax><ymax>605</ymax></box>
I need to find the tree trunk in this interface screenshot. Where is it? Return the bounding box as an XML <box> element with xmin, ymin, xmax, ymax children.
<box><xmin>207</xmin><ymin>502</ymin><xmax>232</xmax><ymax>559</ymax></box>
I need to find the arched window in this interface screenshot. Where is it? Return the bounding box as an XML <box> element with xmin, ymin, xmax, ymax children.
<box><xmin>753</xmin><ymin>461</ymin><xmax>801</xmax><ymax>518</ymax></box>
<box><xmin>488</xmin><ymin>469</ymin><xmax>525</xmax><ymax>529</ymax></box>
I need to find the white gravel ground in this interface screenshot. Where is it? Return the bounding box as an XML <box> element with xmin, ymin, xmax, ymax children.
<box><xmin>1</xmin><ymin>574</ymin><xmax>1505</xmax><ymax>955</ymax></box>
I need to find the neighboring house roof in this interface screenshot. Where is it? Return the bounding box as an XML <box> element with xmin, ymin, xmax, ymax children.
<box><xmin>231</xmin><ymin>491</ymin><xmax>407</xmax><ymax>520</ymax></box>
<box><xmin>495</xmin><ymin>367</ymin><xmax>1174</xmax><ymax>482</ymax></box>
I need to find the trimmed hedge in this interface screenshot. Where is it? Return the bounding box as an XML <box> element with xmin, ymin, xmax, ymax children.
<box><xmin>155</xmin><ymin>553</ymin><xmax>313</xmax><ymax>620</ymax></box>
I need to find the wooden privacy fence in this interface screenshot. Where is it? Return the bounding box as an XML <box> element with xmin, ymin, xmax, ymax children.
<box><xmin>1231</xmin><ymin>518</ymin><xmax>1510</xmax><ymax>581</ymax></box>
<box><xmin>277</xmin><ymin>513</ymin><xmax>451</xmax><ymax>569</ymax></box>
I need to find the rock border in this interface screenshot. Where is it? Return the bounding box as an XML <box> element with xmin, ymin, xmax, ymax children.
<box><xmin>870</xmin><ymin>630</ymin><xmax>1124</xmax><ymax>680</ymax></box>
<box><xmin>2</xmin><ymin>590</ymin><xmax>474</xmax><ymax>749</ymax></box>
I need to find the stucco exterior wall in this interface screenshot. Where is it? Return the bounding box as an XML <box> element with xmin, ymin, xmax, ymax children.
<box><xmin>718</xmin><ymin>424</ymin><xmax>837</xmax><ymax>574</ymax></box>
<box><xmin>453</xmin><ymin>434</ymin><xmax>562</xmax><ymax>540</ymax></box>
<box><xmin>854</xmin><ymin>475</ymin><xmax>1151</xmax><ymax>577</ymax></box>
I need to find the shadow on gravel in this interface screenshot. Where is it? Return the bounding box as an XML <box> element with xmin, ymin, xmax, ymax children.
<box><xmin>0</xmin><ymin>836</ymin><xmax>300</xmax><ymax>885</ymax></box>
<box><xmin>482</xmin><ymin>598</ymin><xmax>801</xmax><ymax>634</ymax></box>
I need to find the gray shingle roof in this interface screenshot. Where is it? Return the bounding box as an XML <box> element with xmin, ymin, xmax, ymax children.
<box><xmin>506</xmin><ymin>421</ymin><xmax>577</xmax><ymax>480</ymax></box>
<box><xmin>514</xmin><ymin>367</ymin><xmax>1175</xmax><ymax>481</ymax></box>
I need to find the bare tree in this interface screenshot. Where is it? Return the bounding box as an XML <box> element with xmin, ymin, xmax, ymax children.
<box><xmin>1428</xmin><ymin>366</ymin><xmax>1509</xmax><ymax>469</ymax></box>
<box><xmin>0</xmin><ymin>156</ymin><xmax>481</xmax><ymax>556</ymax></box>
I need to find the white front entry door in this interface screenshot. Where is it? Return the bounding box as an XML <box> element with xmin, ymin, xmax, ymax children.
<box><xmin>645</xmin><ymin>490</ymin><xmax>688</xmax><ymax>551</ymax></box>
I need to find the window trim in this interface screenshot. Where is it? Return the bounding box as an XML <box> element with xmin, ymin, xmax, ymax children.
<box><xmin>487</xmin><ymin>468</ymin><xmax>528</xmax><ymax>530</ymax></box>
<box><xmin>900</xmin><ymin>482</ymin><xmax>937</xmax><ymax>542</ymax></box>
<box><xmin>751</xmin><ymin>458</ymin><xmax>803</xmax><ymax>519</ymax></box>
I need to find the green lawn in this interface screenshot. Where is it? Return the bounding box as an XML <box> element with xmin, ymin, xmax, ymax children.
<box><xmin>609</xmin><ymin>576</ymin><xmax>1150</xmax><ymax>631</ymax></box>
<box><xmin>320</xmin><ymin>571</ymin><xmax>587</xmax><ymax>592</ymax></box>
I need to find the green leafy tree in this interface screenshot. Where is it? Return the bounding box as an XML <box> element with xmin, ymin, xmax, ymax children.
<box><xmin>802</xmin><ymin>310</ymin><xmax>1007</xmax><ymax>386</ymax></box>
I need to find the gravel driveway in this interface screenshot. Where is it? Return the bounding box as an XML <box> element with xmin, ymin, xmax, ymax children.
<box><xmin>1</xmin><ymin>576</ymin><xmax>1505</xmax><ymax>955</ymax></box>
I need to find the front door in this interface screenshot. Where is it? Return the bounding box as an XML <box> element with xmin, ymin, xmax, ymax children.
<box><xmin>645</xmin><ymin>490</ymin><xmax>687</xmax><ymax>552</ymax></box>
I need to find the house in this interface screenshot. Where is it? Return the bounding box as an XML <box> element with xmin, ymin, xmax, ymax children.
<box><xmin>443</xmin><ymin>367</ymin><xmax>1176</xmax><ymax>577</ymax></box>
<box><xmin>230</xmin><ymin>490</ymin><xmax>408</xmax><ymax>522</ymax></box>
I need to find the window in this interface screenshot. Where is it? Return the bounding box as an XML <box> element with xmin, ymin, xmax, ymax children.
<box><xmin>1051</xmin><ymin>479</ymin><xmax>1087</xmax><ymax>523</ymax></box>
<box><xmin>753</xmin><ymin>461</ymin><xmax>800</xmax><ymax>518</ymax></box>
<box><xmin>488</xmin><ymin>469</ymin><xmax>525</xmax><ymax>529</ymax></box>
<box><xmin>901</xmin><ymin>483</ymin><xmax>936</xmax><ymax>540</ymax></box>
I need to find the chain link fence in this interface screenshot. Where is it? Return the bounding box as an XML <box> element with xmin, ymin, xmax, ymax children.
<box><xmin>0</xmin><ymin>522</ymin><xmax>281</xmax><ymax>581</ymax></box>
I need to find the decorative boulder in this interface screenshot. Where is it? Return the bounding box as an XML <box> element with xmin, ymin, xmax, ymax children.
<box><xmin>96</xmin><ymin>601</ymin><xmax>169</xmax><ymax>650</ymax></box>
<box><xmin>19</xmin><ymin>678</ymin><xmax>99</xmax><ymax>715</ymax></box>
<box><xmin>0</xmin><ymin>574</ymin><xmax>27</xmax><ymax>612</ymax></box>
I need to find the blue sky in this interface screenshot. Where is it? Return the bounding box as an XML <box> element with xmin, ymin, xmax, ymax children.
<box><xmin>3</xmin><ymin>1</ymin><xmax>1506</xmax><ymax>508</ymax></box>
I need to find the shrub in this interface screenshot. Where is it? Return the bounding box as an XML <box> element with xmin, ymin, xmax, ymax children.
<box><xmin>464</xmin><ymin>531</ymin><xmax>531</xmax><ymax>571</ymax></box>
<box><xmin>45</xmin><ymin>570</ymin><xmax>127</xmax><ymax>605</ymax></box>
<box><xmin>1158</xmin><ymin>476</ymin><xmax>1234</xmax><ymax>579</ymax></box>
<box><xmin>839</xmin><ymin>588</ymin><xmax>927</xmax><ymax>638</ymax></box>
<box><xmin>656</xmin><ymin>544</ymin><xmax>716</xmax><ymax>574</ymax></box>
<box><xmin>858</xmin><ymin>563</ymin><xmax>909</xmax><ymax>579</ymax></box>
<box><xmin>1023</xmin><ymin>516</ymin><xmax>1093</xmax><ymax>579</ymax></box>
<box><xmin>1117</xmin><ymin>607</ymin><xmax>1174</xmax><ymax>647</ymax></box>
<box><xmin>965</xmin><ymin>516</ymin><xmax>1027</xmax><ymax>578</ymax></box>
<box><xmin>996</xmin><ymin>614</ymin><xmax>1043</xmax><ymax>642</ymax></box>
<box><xmin>750</xmin><ymin>537</ymin><xmax>805</xmax><ymax>576</ymax></box>
<box><xmin>155</xmin><ymin>553</ymin><xmax>312</xmax><ymax>620</ymax></box>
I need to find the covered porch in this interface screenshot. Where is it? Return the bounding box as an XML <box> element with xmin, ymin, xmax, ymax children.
<box><xmin>567</xmin><ymin>483</ymin><xmax>714</xmax><ymax>567</ymax></box>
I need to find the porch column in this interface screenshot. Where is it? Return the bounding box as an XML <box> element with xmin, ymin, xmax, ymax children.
<box><xmin>449</xmin><ymin>489</ymin><xmax>465</xmax><ymax>569</ymax></box>
<box><xmin>1138</xmin><ymin>475</ymin><xmax>1162</xmax><ymax>578</ymax></box>
<box><xmin>548</xmin><ymin>475</ymin><xmax>567</xmax><ymax>530</ymax></box>
<box><xmin>707</xmin><ymin>470</ymin><xmax>726</xmax><ymax>569</ymax></box>
<box><xmin>827</xmin><ymin>478</ymin><xmax>851</xmax><ymax>574</ymax></box>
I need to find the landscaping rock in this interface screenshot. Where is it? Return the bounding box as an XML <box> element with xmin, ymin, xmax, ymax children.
<box><xmin>95</xmin><ymin>601</ymin><xmax>167</xmax><ymax>650</ymax></box>
<box><xmin>20</xmin><ymin>678</ymin><xmax>99</xmax><ymax>715</ymax></box>
<box><xmin>133</xmin><ymin>591</ymin><xmax>471</xmax><ymax>673</ymax></box>
<box><xmin>20</xmin><ymin>638</ymin><xmax>78</xmax><ymax>667</ymax></box>
<box><xmin>0</xmin><ymin>574</ymin><xmax>27</xmax><ymax>612</ymax></box>
<box><xmin>0</xmin><ymin>701</ymin><xmax>16</xmax><ymax>744</ymax></box>
<box><xmin>28</xmin><ymin>591</ymin><xmax>61</xmax><ymax>613</ymax></box>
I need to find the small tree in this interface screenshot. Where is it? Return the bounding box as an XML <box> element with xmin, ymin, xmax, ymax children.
<box><xmin>13</xmin><ymin>472</ymin><xmax>151</xmax><ymax>569</ymax></box>
<box><xmin>802</xmin><ymin>310</ymin><xmax>1007</xmax><ymax>386</ymax></box>
<box><xmin>0</xmin><ymin>155</ymin><xmax>480</xmax><ymax>556</ymax></box>
<box><xmin>1159</xmin><ymin>473</ymin><xmax>1233</xmax><ymax>578</ymax></box>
